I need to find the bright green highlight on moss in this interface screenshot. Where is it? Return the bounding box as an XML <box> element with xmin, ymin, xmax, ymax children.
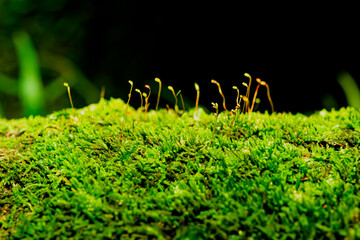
<box><xmin>1</xmin><ymin>99</ymin><xmax>360</xmax><ymax>239</ymax></box>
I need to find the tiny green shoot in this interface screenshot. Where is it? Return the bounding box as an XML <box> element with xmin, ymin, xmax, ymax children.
<box><xmin>142</xmin><ymin>92</ymin><xmax>148</xmax><ymax>119</ymax></box>
<box><xmin>231</xmin><ymin>86</ymin><xmax>241</xmax><ymax>128</ymax></box>
<box><xmin>144</xmin><ymin>85</ymin><xmax>151</xmax><ymax>113</ymax></box>
<box><xmin>241</xmin><ymin>95</ymin><xmax>249</xmax><ymax>113</ymax></box>
<box><xmin>194</xmin><ymin>83</ymin><xmax>200</xmax><ymax>113</ymax></box>
<box><xmin>249</xmin><ymin>78</ymin><xmax>274</xmax><ymax>113</ymax></box>
<box><xmin>168</xmin><ymin>86</ymin><xmax>178</xmax><ymax>113</ymax></box>
<box><xmin>242</xmin><ymin>82</ymin><xmax>249</xmax><ymax>113</ymax></box>
<box><xmin>100</xmin><ymin>86</ymin><xmax>105</xmax><ymax>100</ymax></box>
<box><xmin>230</xmin><ymin>108</ymin><xmax>238</xmax><ymax>129</ymax></box>
<box><xmin>154</xmin><ymin>77</ymin><xmax>162</xmax><ymax>111</ymax></box>
<box><xmin>211</xmin><ymin>79</ymin><xmax>227</xmax><ymax>111</ymax></box>
<box><xmin>135</xmin><ymin>89</ymin><xmax>143</xmax><ymax>111</ymax></box>
<box><xmin>63</xmin><ymin>82</ymin><xmax>74</xmax><ymax>109</ymax></box>
<box><xmin>264</xmin><ymin>81</ymin><xmax>274</xmax><ymax>113</ymax></box>
<box><xmin>250</xmin><ymin>78</ymin><xmax>263</xmax><ymax>113</ymax></box>
<box><xmin>209</xmin><ymin>102</ymin><xmax>219</xmax><ymax>147</ymax></box>
<box><xmin>119</xmin><ymin>80</ymin><xmax>133</xmax><ymax>145</ymax></box>
<box><xmin>178</xmin><ymin>90</ymin><xmax>185</xmax><ymax>113</ymax></box>
<box><xmin>232</xmin><ymin>86</ymin><xmax>240</xmax><ymax>107</ymax></box>
<box><xmin>244</xmin><ymin>73</ymin><xmax>252</xmax><ymax>112</ymax></box>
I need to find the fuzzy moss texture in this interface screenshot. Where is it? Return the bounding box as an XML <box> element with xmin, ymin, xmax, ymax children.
<box><xmin>1</xmin><ymin>98</ymin><xmax>360</xmax><ymax>239</ymax></box>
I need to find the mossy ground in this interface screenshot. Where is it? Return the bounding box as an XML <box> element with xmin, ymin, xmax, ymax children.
<box><xmin>1</xmin><ymin>98</ymin><xmax>360</xmax><ymax>239</ymax></box>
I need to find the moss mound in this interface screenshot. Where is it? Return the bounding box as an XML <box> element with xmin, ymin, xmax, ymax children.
<box><xmin>1</xmin><ymin>98</ymin><xmax>360</xmax><ymax>239</ymax></box>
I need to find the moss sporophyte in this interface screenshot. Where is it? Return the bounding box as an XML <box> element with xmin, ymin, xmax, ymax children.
<box><xmin>119</xmin><ymin>80</ymin><xmax>133</xmax><ymax>145</ymax></box>
<box><xmin>2</xmin><ymin>74</ymin><xmax>360</xmax><ymax>239</ymax></box>
<box><xmin>154</xmin><ymin>77</ymin><xmax>162</xmax><ymax>111</ymax></box>
<box><xmin>63</xmin><ymin>82</ymin><xmax>74</xmax><ymax>109</ymax></box>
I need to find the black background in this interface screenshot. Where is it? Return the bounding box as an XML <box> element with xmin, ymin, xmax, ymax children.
<box><xmin>79</xmin><ymin>2</ymin><xmax>360</xmax><ymax>113</ymax></box>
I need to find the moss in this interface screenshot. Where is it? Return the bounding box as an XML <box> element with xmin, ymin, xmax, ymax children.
<box><xmin>1</xmin><ymin>99</ymin><xmax>360</xmax><ymax>239</ymax></box>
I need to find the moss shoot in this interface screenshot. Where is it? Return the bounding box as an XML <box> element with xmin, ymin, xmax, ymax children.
<box><xmin>1</xmin><ymin>98</ymin><xmax>360</xmax><ymax>239</ymax></box>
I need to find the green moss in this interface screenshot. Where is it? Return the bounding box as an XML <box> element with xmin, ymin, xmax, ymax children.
<box><xmin>1</xmin><ymin>99</ymin><xmax>360</xmax><ymax>239</ymax></box>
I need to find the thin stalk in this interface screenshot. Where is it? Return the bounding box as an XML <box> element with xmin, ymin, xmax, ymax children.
<box><xmin>265</xmin><ymin>83</ymin><xmax>274</xmax><ymax>113</ymax></box>
<box><xmin>63</xmin><ymin>82</ymin><xmax>74</xmax><ymax>109</ymax></box>
<box><xmin>100</xmin><ymin>86</ymin><xmax>105</xmax><ymax>100</ymax></box>
<box><xmin>154</xmin><ymin>78</ymin><xmax>161</xmax><ymax>111</ymax></box>
<box><xmin>119</xmin><ymin>80</ymin><xmax>133</xmax><ymax>145</ymax></box>
<box><xmin>209</xmin><ymin>102</ymin><xmax>219</xmax><ymax>146</ymax></box>
<box><xmin>135</xmin><ymin>89</ymin><xmax>143</xmax><ymax>111</ymax></box>
<box><xmin>168</xmin><ymin>86</ymin><xmax>178</xmax><ymax>112</ymax></box>
<box><xmin>144</xmin><ymin>85</ymin><xmax>151</xmax><ymax>113</ymax></box>
<box><xmin>244</xmin><ymin>73</ymin><xmax>252</xmax><ymax>113</ymax></box>
<box><xmin>250</xmin><ymin>79</ymin><xmax>261</xmax><ymax>113</ymax></box>
<box><xmin>211</xmin><ymin>79</ymin><xmax>227</xmax><ymax>111</ymax></box>
<box><xmin>179</xmin><ymin>92</ymin><xmax>185</xmax><ymax>113</ymax></box>
<box><xmin>194</xmin><ymin>83</ymin><xmax>200</xmax><ymax>113</ymax></box>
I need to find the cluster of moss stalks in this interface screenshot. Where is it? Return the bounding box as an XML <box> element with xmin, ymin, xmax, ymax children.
<box><xmin>1</xmin><ymin>96</ymin><xmax>360</xmax><ymax>239</ymax></box>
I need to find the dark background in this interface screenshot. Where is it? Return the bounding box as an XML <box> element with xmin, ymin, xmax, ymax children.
<box><xmin>0</xmin><ymin>1</ymin><xmax>359</xmax><ymax>118</ymax></box>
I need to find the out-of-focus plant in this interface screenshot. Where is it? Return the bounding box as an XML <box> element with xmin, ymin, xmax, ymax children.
<box><xmin>13</xmin><ymin>31</ymin><xmax>44</xmax><ymax>116</ymax></box>
<box><xmin>0</xmin><ymin>31</ymin><xmax>44</xmax><ymax>117</ymax></box>
<box><xmin>338</xmin><ymin>72</ymin><xmax>360</xmax><ymax>109</ymax></box>
<box><xmin>0</xmin><ymin>0</ymin><xmax>95</xmax><ymax>118</ymax></box>
<box><xmin>0</xmin><ymin>31</ymin><xmax>99</xmax><ymax>118</ymax></box>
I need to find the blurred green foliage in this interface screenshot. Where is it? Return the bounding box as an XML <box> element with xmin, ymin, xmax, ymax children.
<box><xmin>0</xmin><ymin>0</ymin><xmax>99</xmax><ymax>118</ymax></box>
<box><xmin>337</xmin><ymin>72</ymin><xmax>360</xmax><ymax>109</ymax></box>
<box><xmin>13</xmin><ymin>30</ymin><xmax>44</xmax><ymax>116</ymax></box>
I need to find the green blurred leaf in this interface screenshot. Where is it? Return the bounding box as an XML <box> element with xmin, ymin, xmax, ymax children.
<box><xmin>13</xmin><ymin>30</ymin><xmax>44</xmax><ymax>116</ymax></box>
<box><xmin>338</xmin><ymin>72</ymin><xmax>360</xmax><ymax>108</ymax></box>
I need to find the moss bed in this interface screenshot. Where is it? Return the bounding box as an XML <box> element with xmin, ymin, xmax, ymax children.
<box><xmin>1</xmin><ymin>98</ymin><xmax>360</xmax><ymax>239</ymax></box>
